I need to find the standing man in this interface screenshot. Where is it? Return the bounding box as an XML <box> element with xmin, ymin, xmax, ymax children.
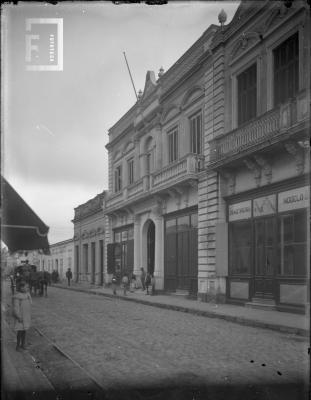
<box><xmin>140</xmin><ymin>267</ymin><xmax>146</xmax><ymax>291</ymax></box>
<box><xmin>66</xmin><ymin>268</ymin><xmax>72</xmax><ymax>286</ymax></box>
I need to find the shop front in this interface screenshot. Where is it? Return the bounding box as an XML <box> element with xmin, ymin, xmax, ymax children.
<box><xmin>107</xmin><ymin>225</ymin><xmax>134</xmax><ymax>281</ymax></box>
<box><xmin>164</xmin><ymin>207</ymin><xmax>198</xmax><ymax>295</ymax></box>
<box><xmin>227</xmin><ymin>184</ymin><xmax>309</xmax><ymax>313</ymax></box>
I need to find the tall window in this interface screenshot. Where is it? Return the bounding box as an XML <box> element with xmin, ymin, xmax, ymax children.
<box><xmin>114</xmin><ymin>165</ymin><xmax>122</xmax><ymax>192</ymax></box>
<box><xmin>229</xmin><ymin>221</ymin><xmax>252</xmax><ymax>274</ymax></box>
<box><xmin>190</xmin><ymin>112</ymin><xmax>202</xmax><ymax>154</ymax></box>
<box><xmin>274</xmin><ymin>32</ymin><xmax>299</xmax><ymax>106</ymax></box>
<box><xmin>128</xmin><ymin>158</ymin><xmax>134</xmax><ymax>185</ymax></box>
<box><xmin>237</xmin><ymin>63</ymin><xmax>257</xmax><ymax>126</ymax></box>
<box><xmin>277</xmin><ymin>210</ymin><xmax>307</xmax><ymax>276</ymax></box>
<box><xmin>168</xmin><ymin>127</ymin><xmax>178</xmax><ymax>163</ymax></box>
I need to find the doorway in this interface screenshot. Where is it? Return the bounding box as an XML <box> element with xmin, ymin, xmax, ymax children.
<box><xmin>147</xmin><ymin>220</ymin><xmax>155</xmax><ymax>275</ymax></box>
<box><xmin>254</xmin><ymin>217</ymin><xmax>275</xmax><ymax>299</ymax></box>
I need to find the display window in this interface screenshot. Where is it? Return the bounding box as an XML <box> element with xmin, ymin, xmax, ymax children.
<box><xmin>277</xmin><ymin>209</ymin><xmax>307</xmax><ymax>276</ymax></box>
<box><xmin>229</xmin><ymin>220</ymin><xmax>252</xmax><ymax>275</ymax></box>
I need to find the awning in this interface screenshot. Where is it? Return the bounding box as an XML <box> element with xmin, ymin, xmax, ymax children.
<box><xmin>1</xmin><ymin>176</ymin><xmax>50</xmax><ymax>254</ymax></box>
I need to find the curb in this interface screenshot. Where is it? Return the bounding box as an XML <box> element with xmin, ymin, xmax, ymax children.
<box><xmin>52</xmin><ymin>284</ymin><xmax>309</xmax><ymax>337</ymax></box>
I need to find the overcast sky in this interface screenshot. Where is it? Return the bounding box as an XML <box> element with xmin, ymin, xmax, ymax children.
<box><xmin>2</xmin><ymin>1</ymin><xmax>239</xmax><ymax>245</ymax></box>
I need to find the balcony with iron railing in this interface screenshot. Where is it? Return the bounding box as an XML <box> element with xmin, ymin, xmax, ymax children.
<box><xmin>209</xmin><ymin>91</ymin><xmax>309</xmax><ymax>169</ymax></box>
<box><xmin>105</xmin><ymin>153</ymin><xmax>204</xmax><ymax>211</ymax></box>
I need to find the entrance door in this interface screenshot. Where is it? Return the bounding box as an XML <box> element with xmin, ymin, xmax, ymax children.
<box><xmin>147</xmin><ymin>222</ymin><xmax>155</xmax><ymax>275</ymax></box>
<box><xmin>254</xmin><ymin>217</ymin><xmax>275</xmax><ymax>299</ymax></box>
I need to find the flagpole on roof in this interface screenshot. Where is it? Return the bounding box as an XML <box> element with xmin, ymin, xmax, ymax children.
<box><xmin>123</xmin><ymin>51</ymin><xmax>138</xmax><ymax>101</ymax></box>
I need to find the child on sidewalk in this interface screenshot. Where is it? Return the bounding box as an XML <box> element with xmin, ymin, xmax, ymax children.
<box><xmin>12</xmin><ymin>281</ymin><xmax>32</xmax><ymax>351</ymax></box>
<box><xmin>122</xmin><ymin>274</ymin><xmax>129</xmax><ymax>296</ymax></box>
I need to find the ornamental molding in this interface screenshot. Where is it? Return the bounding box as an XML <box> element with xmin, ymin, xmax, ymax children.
<box><xmin>254</xmin><ymin>155</ymin><xmax>272</xmax><ymax>185</ymax></box>
<box><xmin>284</xmin><ymin>141</ymin><xmax>305</xmax><ymax>175</ymax></box>
<box><xmin>244</xmin><ymin>158</ymin><xmax>261</xmax><ymax>187</ymax></box>
<box><xmin>230</xmin><ymin>31</ymin><xmax>260</xmax><ymax>62</ymax></box>
<box><xmin>219</xmin><ymin>169</ymin><xmax>236</xmax><ymax>195</ymax></box>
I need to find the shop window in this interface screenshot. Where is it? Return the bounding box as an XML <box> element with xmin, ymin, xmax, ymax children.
<box><xmin>229</xmin><ymin>221</ymin><xmax>252</xmax><ymax>274</ymax></box>
<box><xmin>278</xmin><ymin>210</ymin><xmax>307</xmax><ymax>276</ymax></box>
<box><xmin>190</xmin><ymin>112</ymin><xmax>202</xmax><ymax>154</ymax></box>
<box><xmin>191</xmin><ymin>213</ymin><xmax>198</xmax><ymax>228</ymax></box>
<box><xmin>274</xmin><ymin>32</ymin><xmax>299</xmax><ymax>106</ymax></box>
<box><xmin>114</xmin><ymin>165</ymin><xmax>122</xmax><ymax>193</ymax></box>
<box><xmin>114</xmin><ymin>232</ymin><xmax>121</xmax><ymax>242</ymax></box>
<box><xmin>237</xmin><ymin>63</ymin><xmax>257</xmax><ymax>126</ymax></box>
<box><xmin>128</xmin><ymin>158</ymin><xmax>134</xmax><ymax>185</ymax></box>
<box><xmin>168</xmin><ymin>127</ymin><xmax>178</xmax><ymax>163</ymax></box>
<box><xmin>128</xmin><ymin>228</ymin><xmax>134</xmax><ymax>240</ymax></box>
<box><xmin>165</xmin><ymin>219</ymin><xmax>176</xmax><ymax>234</ymax></box>
<box><xmin>177</xmin><ymin>215</ymin><xmax>190</xmax><ymax>231</ymax></box>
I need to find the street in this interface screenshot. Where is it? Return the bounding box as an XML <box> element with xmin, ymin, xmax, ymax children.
<box><xmin>3</xmin><ymin>285</ymin><xmax>309</xmax><ymax>400</ymax></box>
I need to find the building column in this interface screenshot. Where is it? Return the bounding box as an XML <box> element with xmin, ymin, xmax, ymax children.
<box><xmin>154</xmin><ymin>213</ymin><xmax>164</xmax><ymax>291</ymax></box>
<box><xmin>133</xmin><ymin>215</ymin><xmax>141</xmax><ymax>277</ymax></box>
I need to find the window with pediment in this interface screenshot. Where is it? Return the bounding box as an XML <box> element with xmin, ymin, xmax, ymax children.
<box><xmin>114</xmin><ymin>165</ymin><xmax>122</xmax><ymax>193</ymax></box>
<box><xmin>273</xmin><ymin>32</ymin><xmax>299</xmax><ymax>107</ymax></box>
<box><xmin>189</xmin><ymin>111</ymin><xmax>202</xmax><ymax>154</ymax></box>
<box><xmin>168</xmin><ymin>127</ymin><xmax>178</xmax><ymax>163</ymax></box>
<box><xmin>237</xmin><ymin>63</ymin><xmax>257</xmax><ymax>126</ymax></box>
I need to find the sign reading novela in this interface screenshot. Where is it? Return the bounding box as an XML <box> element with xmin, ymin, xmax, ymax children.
<box><xmin>278</xmin><ymin>186</ymin><xmax>310</xmax><ymax>212</ymax></box>
<box><xmin>25</xmin><ymin>18</ymin><xmax>63</xmax><ymax>71</ymax></box>
<box><xmin>228</xmin><ymin>201</ymin><xmax>252</xmax><ymax>221</ymax></box>
<box><xmin>253</xmin><ymin>195</ymin><xmax>276</xmax><ymax>217</ymax></box>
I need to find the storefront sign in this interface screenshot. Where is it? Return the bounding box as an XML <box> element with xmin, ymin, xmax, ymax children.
<box><xmin>253</xmin><ymin>195</ymin><xmax>276</xmax><ymax>217</ymax></box>
<box><xmin>229</xmin><ymin>201</ymin><xmax>252</xmax><ymax>221</ymax></box>
<box><xmin>278</xmin><ymin>186</ymin><xmax>309</xmax><ymax>213</ymax></box>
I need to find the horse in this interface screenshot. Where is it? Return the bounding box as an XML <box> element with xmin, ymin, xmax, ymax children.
<box><xmin>29</xmin><ymin>270</ymin><xmax>51</xmax><ymax>297</ymax></box>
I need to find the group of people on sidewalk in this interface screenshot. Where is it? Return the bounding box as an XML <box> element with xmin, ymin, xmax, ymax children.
<box><xmin>111</xmin><ymin>267</ymin><xmax>155</xmax><ymax>296</ymax></box>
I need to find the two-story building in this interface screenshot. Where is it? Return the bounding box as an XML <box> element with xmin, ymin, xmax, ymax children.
<box><xmin>205</xmin><ymin>0</ymin><xmax>310</xmax><ymax>312</ymax></box>
<box><xmin>72</xmin><ymin>191</ymin><xmax>106</xmax><ymax>284</ymax></box>
<box><xmin>105</xmin><ymin>25</ymin><xmax>218</xmax><ymax>293</ymax></box>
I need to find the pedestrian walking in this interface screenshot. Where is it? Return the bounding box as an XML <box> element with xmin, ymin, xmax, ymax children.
<box><xmin>122</xmin><ymin>274</ymin><xmax>129</xmax><ymax>296</ymax></box>
<box><xmin>130</xmin><ymin>273</ymin><xmax>136</xmax><ymax>293</ymax></box>
<box><xmin>111</xmin><ymin>274</ymin><xmax>117</xmax><ymax>295</ymax></box>
<box><xmin>12</xmin><ymin>281</ymin><xmax>32</xmax><ymax>351</ymax></box>
<box><xmin>66</xmin><ymin>268</ymin><xmax>73</xmax><ymax>286</ymax></box>
<box><xmin>145</xmin><ymin>272</ymin><xmax>151</xmax><ymax>295</ymax></box>
<box><xmin>140</xmin><ymin>267</ymin><xmax>146</xmax><ymax>291</ymax></box>
<box><xmin>150</xmin><ymin>274</ymin><xmax>156</xmax><ymax>296</ymax></box>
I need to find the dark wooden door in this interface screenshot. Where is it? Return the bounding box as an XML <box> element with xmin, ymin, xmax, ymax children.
<box><xmin>147</xmin><ymin>222</ymin><xmax>155</xmax><ymax>275</ymax></box>
<box><xmin>177</xmin><ymin>231</ymin><xmax>189</xmax><ymax>290</ymax></box>
<box><xmin>254</xmin><ymin>217</ymin><xmax>275</xmax><ymax>299</ymax></box>
<box><xmin>164</xmin><ymin>233</ymin><xmax>177</xmax><ymax>291</ymax></box>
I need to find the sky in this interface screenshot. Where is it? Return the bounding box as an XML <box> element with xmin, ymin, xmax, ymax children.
<box><xmin>2</xmin><ymin>1</ymin><xmax>240</xmax><ymax>245</ymax></box>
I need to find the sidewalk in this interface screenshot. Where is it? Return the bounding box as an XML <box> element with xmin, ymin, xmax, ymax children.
<box><xmin>54</xmin><ymin>282</ymin><xmax>309</xmax><ymax>337</ymax></box>
<box><xmin>2</xmin><ymin>302</ymin><xmax>55</xmax><ymax>399</ymax></box>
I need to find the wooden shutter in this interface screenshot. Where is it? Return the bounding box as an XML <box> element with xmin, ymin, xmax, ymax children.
<box><xmin>107</xmin><ymin>243</ymin><xmax>115</xmax><ymax>274</ymax></box>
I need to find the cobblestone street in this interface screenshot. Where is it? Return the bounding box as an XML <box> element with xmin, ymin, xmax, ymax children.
<box><xmin>5</xmin><ymin>285</ymin><xmax>307</xmax><ymax>399</ymax></box>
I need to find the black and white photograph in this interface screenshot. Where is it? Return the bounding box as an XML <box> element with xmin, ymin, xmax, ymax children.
<box><xmin>1</xmin><ymin>1</ymin><xmax>310</xmax><ymax>399</ymax></box>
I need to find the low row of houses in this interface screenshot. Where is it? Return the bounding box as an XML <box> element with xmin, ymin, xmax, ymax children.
<box><xmin>38</xmin><ymin>0</ymin><xmax>309</xmax><ymax>314</ymax></box>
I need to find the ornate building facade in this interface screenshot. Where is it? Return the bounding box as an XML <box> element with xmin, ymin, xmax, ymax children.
<box><xmin>72</xmin><ymin>191</ymin><xmax>106</xmax><ymax>284</ymax></box>
<box><xmin>205</xmin><ymin>0</ymin><xmax>310</xmax><ymax>312</ymax></box>
<box><xmin>103</xmin><ymin>0</ymin><xmax>309</xmax><ymax>313</ymax></box>
<box><xmin>105</xmin><ymin>25</ymin><xmax>218</xmax><ymax>292</ymax></box>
